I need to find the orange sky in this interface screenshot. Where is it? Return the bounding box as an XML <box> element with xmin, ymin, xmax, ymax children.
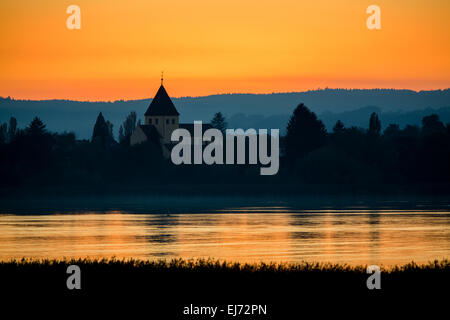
<box><xmin>0</xmin><ymin>0</ymin><xmax>449</xmax><ymax>100</ymax></box>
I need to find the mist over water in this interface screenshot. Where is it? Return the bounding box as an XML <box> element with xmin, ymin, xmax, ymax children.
<box><xmin>1</xmin><ymin>201</ymin><xmax>448</xmax><ymax>266</ymax></box>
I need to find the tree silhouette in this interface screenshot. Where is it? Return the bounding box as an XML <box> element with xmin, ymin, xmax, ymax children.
<box><xmin>26</xmin><ymin>117</ymin><xmax>47</xmax><ymax>136</ymax></box>
<box><xmin>119</xmin><ymin>111</ymin><xmax>137</xmax><ymax>144</ymax></box>
<box><xmin>402</xmin><ymin>125</ymin><xmax>420</xmax><ymax>138</ymax></box>
<box><xmin>285</xmin><ymin>103</ymin><xmax>326</xmax><ymax>161</ymax></box>
<box><xmin>92</xmin><ymin>112</ymin><xmax>114</xmax><ymax>146</ymax></box>
<box><xmin>0</xmin><ymin>123</ymin><xmax>7</xmax><ymax>144</ymax></box>
<box><xmin>106</xmin><ymin>121</ymin><xmax>114</xmax><ymax>139</ymax></box>
<box><xmin>211</xmin><ymin>112</ymin><xmax>227</xmax><ymax>133</ymax></box>
<box><xmin>383</xmin><ymin>124</ymin><xmax>400</xmax><ymax>138</ymax></box>
<box><xmin>124</xmin><ymin>111</ymin><xmax>137</xmax><ymax>136</ymax></box>
<box><xmin>119</xmin><ymin>125</ymin><xmax>125</xmax><ymax>144</ymax></box>
<box><xmin>368</xmin><ymin>112</ymin><xmax>381</xmax><ymax>136</ymax></box>
<box><xmin>1</xmin><ymin>106</ymin><xmax>449</xmax><ymax>191</ymax></box>
<box><xmin>418</xmin><ymin>114</ymin><xmax>450</xmax><ymax>182</ymax></box>
<box><xmin>7</xmin><ymin>117</ymin><xmax>17</xmax><ymax>141</ymax></box>
<box><xmin>333</xmin><ymin>120</ymin><xmax>345</xmax><ymax>134</ymax></box>
<box><xmin>421</xmin><ymin>114</ymin><xmax>445</xmax><ymax>136</ymax></box>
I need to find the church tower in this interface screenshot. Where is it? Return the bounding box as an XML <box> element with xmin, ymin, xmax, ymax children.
<box><xmin>144</xmin><ymin>79</ymin><xmax>180</xmax><ymax>144</ymax></box>
<box><xmin>130</xmin><ymin>76</ymin><xmax>212</xmax><ymax>158</ymax></box>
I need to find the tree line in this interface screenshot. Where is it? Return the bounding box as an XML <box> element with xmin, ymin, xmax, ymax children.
<box><xmin>0</xmin><ymin>104</ymin><xmax>449</xmax><ymax>193</ymax></box>
<box><xmin>284</xmin><ymin>104</ymin><xmax>450</xmax><ymax>187</ymax></box>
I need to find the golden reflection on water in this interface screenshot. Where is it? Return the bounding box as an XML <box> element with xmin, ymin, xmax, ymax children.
<box><xmin>0</xmin><ymin>207</ymin><xmax>448</xmax><ymax>266</ymax></box>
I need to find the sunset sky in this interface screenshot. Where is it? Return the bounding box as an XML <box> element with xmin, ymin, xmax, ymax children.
<box><xmin>0</xmin><ymin>0</ymin><xmax>449</xmax><ymax>100</ymax></box>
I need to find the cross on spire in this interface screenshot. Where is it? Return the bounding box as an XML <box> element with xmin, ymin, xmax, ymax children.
<box><xmin>161</xmin><ymin>71</ymin><xmax>164</xmax><ymax>86</ymax></box>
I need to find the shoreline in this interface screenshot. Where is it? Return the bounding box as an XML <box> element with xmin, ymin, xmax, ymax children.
<box><xmin>2</xmin><ymin>182</ymin><xmax>450</xmax><ymax>197</ymax></box>
<box><xmin>1</xmin><ymin>192</ymin><xmax>450</xmax><ymax>215</ymax></box>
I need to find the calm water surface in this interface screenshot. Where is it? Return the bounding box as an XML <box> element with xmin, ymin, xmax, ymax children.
<box><xmin>0</xmin><ymin>205</ymin><xmax>449</xmax><ymax>266</ymax></box>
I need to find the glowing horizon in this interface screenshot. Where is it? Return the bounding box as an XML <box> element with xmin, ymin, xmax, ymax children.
<box><xmin>1</xmin><ymin>0</ymin><xmax>449</xmax><ymax>100</ymax></box>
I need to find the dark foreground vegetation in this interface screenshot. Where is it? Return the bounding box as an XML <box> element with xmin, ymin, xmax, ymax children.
<box><xmin>1</xmin><ymin>259</ymin><xmax>448</xmax><ymax>317</ymax></box>
<box><xmin>1</xmin><ymin>103</ymin><xmax>450</xmax><ymax>195</ymax></box>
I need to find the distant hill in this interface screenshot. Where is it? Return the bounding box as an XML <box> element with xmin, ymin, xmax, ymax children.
<box><xmin>1</xmin><ymin>89</ymin><xmax>449</xmax><ymax>139</ymax></box>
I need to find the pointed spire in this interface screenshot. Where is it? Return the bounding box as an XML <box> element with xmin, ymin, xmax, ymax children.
<box><xmin>144</xmin><ymin>83</ymin><xmax>179</xmax><ymax>116</ymax></box>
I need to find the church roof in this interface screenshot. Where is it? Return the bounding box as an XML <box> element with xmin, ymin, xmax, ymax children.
<box><xmin>145</xmin><ymin>85</ymin><xmax>180</xmax><ymax>116</ymax></box>
<box><xmin>139</xmin><ymin>124</ymin><xmax>159</xmax><ymax>138</ymax></box>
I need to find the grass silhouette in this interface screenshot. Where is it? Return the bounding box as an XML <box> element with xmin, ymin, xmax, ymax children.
<box><xmin>2</xmin><ymin>257</ymin><xmax>448</xmax><ymax>273</ymax></box>
<box><xmin>1</xmin><ymin>258</ymin><xmax>447</xmax><ymax>317</ymax></box>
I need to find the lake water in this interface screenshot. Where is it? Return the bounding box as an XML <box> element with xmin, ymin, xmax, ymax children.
<box><xmin>0</xmin><ymin>200</ymin><xmax>449</xmax><ymax>266</ymax></box>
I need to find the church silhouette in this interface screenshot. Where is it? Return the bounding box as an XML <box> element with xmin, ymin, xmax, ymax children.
<box><xmin>130</xmin><ymin>79</ymin><xmax>212</xmax><ymax>158</ymax></box>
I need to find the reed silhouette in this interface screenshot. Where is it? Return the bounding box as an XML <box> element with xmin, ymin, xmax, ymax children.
<box><xmin>1</xmin><ymin>258</ymin><xmax>448</xmax><ymax>318</ymax></box>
